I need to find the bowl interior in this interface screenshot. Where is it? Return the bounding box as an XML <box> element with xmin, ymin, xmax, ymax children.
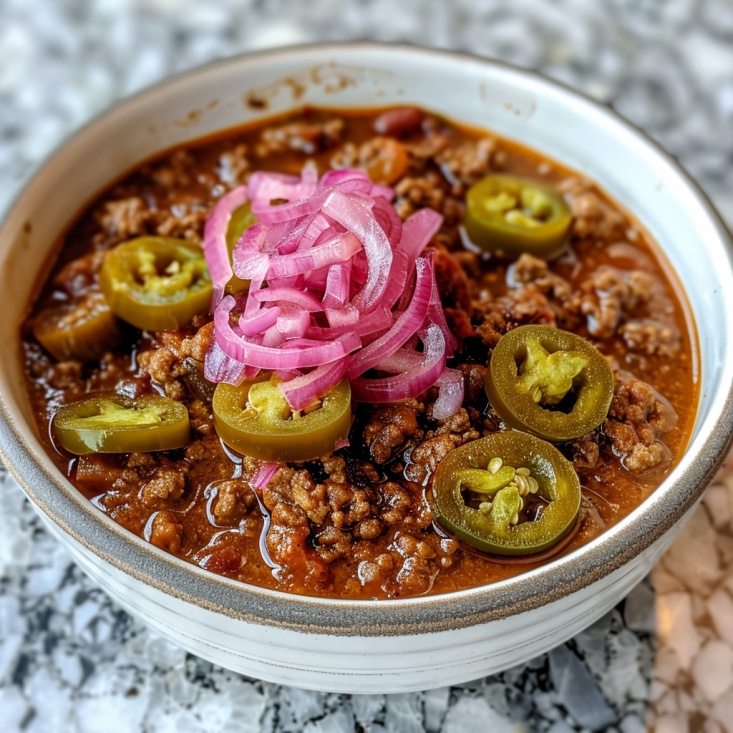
<box><xmin>1</xmin><ymin>44</ymin><xmax>732</xmax><ymax>624</ymax></box>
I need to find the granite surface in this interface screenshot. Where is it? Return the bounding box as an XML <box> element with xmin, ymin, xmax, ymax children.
<box><xmin>1</xmin><ymin>1</ymin><xmax>733</xmax><ymax>731</ymax></box>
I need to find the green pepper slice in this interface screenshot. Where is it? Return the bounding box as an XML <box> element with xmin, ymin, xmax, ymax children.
<box><xmin>212</xmin><ymin>375</ymin><xmax>352</xmax><ymax>463</ymax></box>
<box><xmin>464</xmin><ymin>175</ymin><xmax>571</xmax><ymax>257</ymax></box>
<box><xmin>225</xmin><ymin>201</ymin><xmax>256</xmax><ymax>296</ymax></box>
<box><xmin>53</xmin><ymin>394</ymin><xmax>190</xmax><ymax>455</ymax></box>
<box><xmin>34</xmin><ymin>292</ymin><xmax>121</xmax><ymax>361</ymax></box>
<box><xmin>485</xmin><ymin>325</ymin><xmax>614</xmax><ymax>442</ymax></box>
<box><xmin>100</xmin><ymin>237</ymin><xmax>212</xmax><ymax>331</ymax></box>
<box><xmin>432</xmin><ymin>432</ymin><xmax>581</xmax><ymax>556</ymax></box>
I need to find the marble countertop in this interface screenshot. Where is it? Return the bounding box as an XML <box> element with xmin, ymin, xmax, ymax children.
<box><xmin>2</xmin><ymin>1</ymin><xmax>733</xmax><ymax>731</ymax></box>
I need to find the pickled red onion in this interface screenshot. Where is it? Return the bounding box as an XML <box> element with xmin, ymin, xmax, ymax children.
<box><xmin>203</xmin><ymin>167</ymin><xmax>463</xmax><ymax>438</ymax></box>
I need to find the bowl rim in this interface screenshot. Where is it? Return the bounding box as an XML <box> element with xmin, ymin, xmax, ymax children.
<box><xmin>1</xmin><ymin>40</ymin><xmax>732</xmax><ymax>636</ymax></box>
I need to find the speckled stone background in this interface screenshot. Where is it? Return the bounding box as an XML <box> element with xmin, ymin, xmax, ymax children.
<box><xmin>2</xmin><ymin>1</ymin><xmax>733</xmax><ymax>731</ymax></box>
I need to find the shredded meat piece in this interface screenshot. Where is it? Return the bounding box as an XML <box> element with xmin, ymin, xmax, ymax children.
<box><xmin>255</xmin><ymin>118</ymin><xmax>344</xmax><ymax>156</ymax></box>
<box><xmin>619</xmin><ymin>319</ymin><xmax>681</xmax><ymax>358</ymax></box>
<box><xmin>363</xmin><ymin>401</ymin><xmax>423</xmax><ymax>464</ymax></box>
<box><xmin>603</xmin><ymin>370</ymin><xmax>677</xmax><ymax>472</ymax></box>
<box><xmin>558</xmin><ymin>177</ymin><xmax>627</xmax><ymax>242</ymax></box>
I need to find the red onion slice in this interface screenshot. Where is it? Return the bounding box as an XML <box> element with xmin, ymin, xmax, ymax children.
<box><xmin>251</xmin><ymin>462</ymin><xmax>280</xmax><ymax>490</ymax></box>
<box><xmin>346</xmin><ymin>255</ymin><xmax>433</xmax><ymax>379</ymax></box>
<box><xmin>254</xmin><ymin>287</ymin><xmax>324</xmax><ymax>312</ymax></box>
<box><xmin>351</xmin><ymin>325</ymin><xmax>447</xmax><ymax>404</ymax></box>
<box><xmin>279</xmin><ymin>356</ymin><xmax>349</xmax><ymax>411</ymax></box>
<box><xmin>202</xmin><ymin>167</ymin><xmax>462</xmax><ymax>424</ymax></box>
<box><xmin>215</xmin><ymin>296</ymin><xmax>360</xmax><ymax>369</ymax></box>
<box><xmin>204</xmin><ymin>186</ymin><xmax>249</xmax><ymax>309</ymax></box>
<box><xmin>322</xmin><ymin>191</ymin><xmax>392</xmax><ymax>313</ymax></box>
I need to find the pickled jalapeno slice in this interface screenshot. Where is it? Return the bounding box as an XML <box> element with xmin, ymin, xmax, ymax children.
<box><xmin>485</xmin><ymin>325</ymin><xmax>614</xmax><ymax>442</ymax></box>
<box><xmin>100</xmin><ymin>237</ymin><xmax>212</xmax><ymax>331</ymax></box>
<box><xmin>432</xmin><ymin>432</ymin><xmax>581</xmax><ymax>556</ymax></box>
<box><xmin>212</xmin><ymin>375</ymin><xmax>352</xmax><ymax>463</ymax></box>
<box><xmin>464</xmin><ymin>175</ymin><xmax>571</xmax><ymax>258</ymax></box>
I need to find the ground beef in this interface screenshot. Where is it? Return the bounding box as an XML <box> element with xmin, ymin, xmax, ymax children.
<box><xmin>404</xmin><ymin>409</ymin><xmax>479</xmax><ymax>484</ymax></box>
<box><xmin>394</xmin><ymin>171</ymin><xmax>446</xmax><ymax>219</ymax></box>
<box><xmin>217</xmin><ymin>143</ymin><xmax>250</xmax><ymax>186</ymax></box>
<box><xmin>619</xmin><ymin>318</ymin><xmax>681</xmax><ymax>358</ymax></box>
<box><xmin>22</xmin><ymin>105</ymin><xmax>694</xmax><ymax>601</ymax></box>
<box><xmin>149</xmin><ymin>510</ymin><xmax>184</xmax><ymax>553</ymax></box>
<box><xmin>211</xmin><ymin>480</ymin><xmax>255</xmax><ymax>525</ymax></box>
<box><xmin>508</xmin><ymin>253</ymin><xmax>583</xmax><ymax>330</ymax></box>
<box><xmin>473</xmin><ymin>289</ymin><xmax>556</xmax><ymax>348</ymax></box>
<box><xmin>137</xmin><ymin>345</ymin><xmax>187</xmax><ymax>400</ymax></box>
<box><xmin>363</xmin><ymin>400</ymin><xmax>423</xmax><ymax>465</ymax></box>
<box><xmin>435</xmin><ymin>137</ymin><xmax>495</xmax><ymax>189</ymax></box>
<box><xmin>314</xmin><ymin>525</ymin><xmax>352</xmax><ymax>564</ymax></box>
<box><xmin>379</xmin><ymin>482</ymin><xmax>414</xmax><ymax>525</ymax></box>
<box><xmin>96</xmin><ymin>197</ymin><xmax>151</xmax><ymax>244</ymax></box>
<box><xmin>141</xmin><ymin>467</ymin><xmax>186</xmax><ymax>507</ymax></box>
<box><xmin>147</xmin><ymin>149</ymin><xmax>196</xmax><ymax>188</ymax></box>
<box><xmin>603</xmin><ymin>370</ymin><xmax>678</xmax><ymax>472</ymax></box>
<box><xmin>154</xmin><ymin>202</ymin><xmax>208</xmax><ymax>241</ymax></box>
<box><xmin>580</xmin><ymin>264</ymin><xmax>657</xmax><ymax>338</ymax></box>
<box><xmin>326</xmin><ymin>482</ymin><xmax>373</xmax><ymax>528</ymax></box>
<box><xmin>558</xmin><ymin>177</ymin><xmax>627</xmax><ymax>242</ymax></box>
<box><xmin>255</xmin><ymin>118</ymin><xmax>344</xmax><ymax>157</ymax></box>
<box><xmin>331</xmin><ymin>136</ymin><xmax>409</xmax><ymax>185</ymax></box>
<box><xmin>390</xmin><ymin>532</ymin><xmax>439</xmax><ymax>596</ymax></box>
<box><xmin>431</xmin><ymin>245</ymin><xmax>472</xmax><ymax>310</ymax></box>
<box><xmin>181</xmin><ymin>322</ymin><xmax>215</xmax><ymax>362</ymax></box>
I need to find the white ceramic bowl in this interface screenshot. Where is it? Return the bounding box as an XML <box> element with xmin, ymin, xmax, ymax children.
<box><xmin>1</xmin><ymin>43</ymin><xmax>732</xmax><ymax>693</ymax></box>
